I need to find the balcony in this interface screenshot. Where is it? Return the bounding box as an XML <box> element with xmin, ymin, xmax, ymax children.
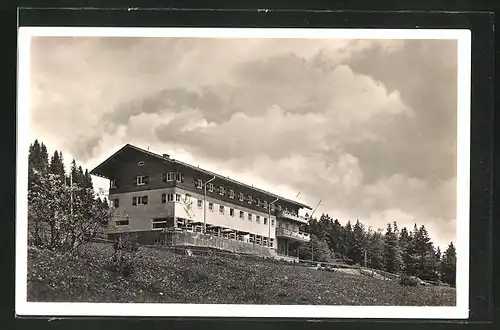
<box><xmin>276</xmin><ymin>227</ymin><xmax>310</xmax><ymax>242</ymax></box>
<box><xmin>277</xmin><ymin>210</ymin><xmax>309</xmax><ymax>224</ymax></box>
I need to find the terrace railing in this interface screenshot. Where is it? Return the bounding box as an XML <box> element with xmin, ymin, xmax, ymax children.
<box><xmin>276</xmin><ymin>227</ymin><xmax>310</xmax><ymax>242</ymax></box>
<box><xmin>277</xmin><ymin>210</ymin><xmax>309</xmax><ymax>224</ymax></box>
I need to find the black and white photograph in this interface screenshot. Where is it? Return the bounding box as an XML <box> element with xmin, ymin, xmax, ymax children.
<box><xmin>16</xmin><ymin>27</ymin><xmax>471</xmax><ymax>318</ymax></box>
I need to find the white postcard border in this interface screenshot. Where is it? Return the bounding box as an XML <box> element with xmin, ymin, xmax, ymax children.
<box><xmin>16</xmin><ymin>27</ymin><xmax>471</xmax><ymax>319</ymax></box>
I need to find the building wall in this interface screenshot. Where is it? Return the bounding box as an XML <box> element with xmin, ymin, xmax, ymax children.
<box><xmin>109</xmin><ymin>187</ymin><xmax>176</xmax><ymax>231</ymax></box>
<box><xmin>109</xmin><ymin>186</ymin><xmax>276</xmax><ymax>239</ymax></box>
<box><xmin>174</xmin><ymin>187</ymin><xmax>276</xmax><ymax>239</ymax></box>
<box><xmin>105</xmin><ymin>150</ymin><xmax>303</xmax><ymax>217</ymax></box>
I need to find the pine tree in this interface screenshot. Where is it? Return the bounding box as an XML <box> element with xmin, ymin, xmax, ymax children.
<box><xmin>29</xmin><ymin>140</ymin><xmax>43</xmax><ymax>171</ymax></box>
<box><xmin>367</xmin><ymin>228</ymin><xmax>385</xmax><ymax>270</ymax></box>
<box><xmin>413</xmin><ymin>225</ymin><xmax>438</xmax><ymax>281</ymax></box>
<box><xmin>384</xmin><ymin>223</ymin><xmax>403</xmax><ymax>273</ymax></box>
<box><xmin>328</xmin><ymin>219</ymin><xmax>346</xmax><ymax>258</ymax></box>
<box><xmin>441</xmin><ymin>242</ymin><xmax>456</xmax><ymax>287</ymax></box>
<box><xmin>350</xmin><ymin>220</ymin><xmax>366</xmax><ymax>265</ymax></box>
<box><xmin>40</xmin><ymin>142</ymin><xmax>49</xmax><ymax>171</ymax></box>
<box><xmin>344</xmin><ymin>221</ymin><xmax>354</xmax><ymax>264</ymax></box>
<box><xmin>49</xmin><ymin>150</ymin><xmax>66</xmax><ymax>179</ymax></box>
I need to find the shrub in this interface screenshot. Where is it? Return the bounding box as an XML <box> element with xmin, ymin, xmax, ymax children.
<box><xmin>400</xmin><ymin>275</ymin><xmax>420</xmax><ymax>287</ymax></box>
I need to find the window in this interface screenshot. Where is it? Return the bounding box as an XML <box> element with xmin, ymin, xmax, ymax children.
<box><xmin>138</xmin><ymin>161</ymin><xmax>145</xmax><ymax>166</ymax></box>
<box><xmin>230</xmin><ymin>208</ymin><xmax>235</xmax><ymax>217</ymax></box>
<box><xmin>112</xmin><ymin>198</ymin><xmax>119</xmax><ymax>208</ymax></box>
<box><xmin>219</xmin><ymin>205</ymin><xmax>224</xmax><ymax>214</ymax></box>
<box><xmin>115</xmin><ymin>220</ymin><xmax>129</xmax><ymax>226</ymax></box>
<box><xmin>239</xmin><ymin>192</ymin><xmax>244</xmax><ymax>201</ymax></box>
<box><xmin>133</xmin><ymin>196</ymin><xmax>148</xmax><ymax>205</ymax></box>
<box><xmin>167</xmin><ymin>193</ymin><xmax>174</xmax><ymax>202</ymax></box>
<box><xmin>256</xmin><ymin>199</ymin><xmax>261</xmax><ymax>207</ymax></box>
<box><xmin>175</xmin><ymin>194</ymin><xmax>181</xmax><ymax>202</ymax></box>
<box><xmin>196</xmin><ymin>179</ymin><xmax>203</xmax><ymax>189</ymax></box>
<box><xmin>271</xmin><ymin>219</ymin><xmax>275</xmax><ymax>226</ymax></box>
<box><xmin>152</xmin><ymin>218</ymin><xmax>168</xmax><ymax>230</ymax></box>
<box><xmin>239</xmin><ymin>211</ymin><xmax>244</xmax><ymax>219</ymax></box>
<box><xmin>110</xmin><ymin>179</ymin><xmax>117</xmax><ymax>188</ymax></box>
<box><xmin>197</xmin><ymin>200</ymin><xmax>203</xmax><ymax>208</ymax></box>
<box><xmin>209</xmin><ymin>202</ymin><xmax>214</xmax><ymax>211</ymax></box>
<box><xmin>248</xmin><ymin>195</ymin><xmax>252</xmax><ymax>204</ymax></box>
<box><xmin>256</xmin><ymin>215</ymin><xmax>260</xmax><ymax>223</ymax></box>
<box><xmin>264</xmin><ymin>217</ymin><xmax>268</xmax><ymax>225</ymax></box>
<box><xmin>136</xmin><ymin>176</ymin><xmax>145</xmax><ymax>185</ymax></box>
<box><xmin>229</xmin><ymin>189</ymin><xmax>235</xmax><ymax>199</ymax></box>
<box><xmin>248</xmin><ymin>213</ymin><xmax>252</xmax><ymax>221</ymax></box>
<box><xmin>175</xmin><ymin>172</ymin><xmax>182</xmax><ymax>182</ymax></box>
<box><xmin>208</xmin><ymin>183</ymin><xmax>214</xmax><ymax>192</ymax></box>
<box><xmin>270</xmin><ymin>238</ymin><xmax>275</xmax><ymax>247</ymax></box>
<box><xmin>166</xmin><ymin>172</ymin><xmax>174</xmax><ymax>182</ymax></box>
<box><xmin>263</xmin><ymin>201</ymin><xmax>268</xmax><ymax>209</ymax></box>
<box><xmin>270</xmin><ymin>204</ymin><xmax>275</xmax><ymax>212</ymax></box>
<box><xmin>219</xmin><ymin>186</ymin><xmax>225</xmax><ymax>195</ymax></box>
<box><xmin>161</xmin><ymin>194</ymin><xmax>166</xmax><ymax>204</ymax></box>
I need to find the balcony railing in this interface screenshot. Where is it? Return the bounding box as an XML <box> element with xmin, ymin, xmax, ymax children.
<box><xmin>276</xmin><ymin>227</ymin><xmax>310</xmax><ymax>242</ymax></box>
<box><xmin>277</xmin><ymin>210</ymin><xmax>309</xmax><ymax>224</ymax></box>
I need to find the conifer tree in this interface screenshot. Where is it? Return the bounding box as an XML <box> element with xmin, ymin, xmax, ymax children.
<box><xmin>441</xmin><ymin>242</ymin><xmax>456</xmax><ymax>287</ymax></box>
<box><xmin>49</xmin><ymin>150</ymin><xmax>66</xmax><ymax>179</ymax></box>
<box><xmin>384</xmin><ymin>223</ymin><xmax>403</xmax><ymax>273</ymax></box>
<box><xmin>344</xmin><ymin>221</ymin><xmax>354</xmax><ymax>263</ymax></box>
<box><xmin>367</xmin><ymin>228</ymin><xmax>385</xmax><ymax>270</ymax></box>
<box><xmin>40</xmin><ymin>142</ymin><xmax>49</xmax><ymax>171</ymax></box>
<box><xmin>350</xmin><ymin>220</ymin><xmax>366</xmax><ymax>265</ymax></box>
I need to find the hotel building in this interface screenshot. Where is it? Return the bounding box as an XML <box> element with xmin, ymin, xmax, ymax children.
<box><xmin>90</xmin><ymin>144</ymin><xmax>311</xmax><ymax>260</ymax></box>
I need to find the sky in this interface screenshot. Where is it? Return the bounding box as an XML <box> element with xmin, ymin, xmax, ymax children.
<box><xmin>28</xmin><ymin>35</ymin><xmax>458</xmax><ymax>249</ymax></box>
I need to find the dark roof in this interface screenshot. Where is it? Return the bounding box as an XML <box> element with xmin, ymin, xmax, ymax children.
<box><xmin>90</xmin><ymin>144</ymin><xmax>312</xmax><ymax>210</ymax></box>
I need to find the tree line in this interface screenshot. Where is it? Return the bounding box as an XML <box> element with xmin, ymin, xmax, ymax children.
<box><xmin>298</xmin><ymin>214</ymin><xmax>456</xmax><ymax>287</ymax></box>
<box><xmin>26</xmin><ymin>139</ymin><xmax>456</xmax><ymax>287</ymax></box>
<box><xmin>28</xmin><ymin>139</ymin><xmax>111</xmax><ymax>252</ymax></box>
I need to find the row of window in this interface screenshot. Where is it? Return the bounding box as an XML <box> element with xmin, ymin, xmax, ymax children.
<box><xmin>112</xmin><ymin>193</ymin><xmax>276</xmax><ymax>226</ymax></box>
<box><xmin>110</xmin><ymin>173</ymin><xmax>284</xmax><ymax>212</ymax></box>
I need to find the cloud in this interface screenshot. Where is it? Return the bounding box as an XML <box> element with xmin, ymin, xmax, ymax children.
<box><xmin>28</xmin><ymin>36</ymin><xmax>458</xmax><ymax>248</ymax></box>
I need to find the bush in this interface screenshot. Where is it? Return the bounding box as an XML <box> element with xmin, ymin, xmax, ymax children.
<box><xmin>400</xmin><ymin>275</ymin><xmax>420</xmax><ymax>287</ymax></box>
<box><xmin>107</xmin><ymin>250</ymin><xmax>136</xmax><ymax>278</ymax></box>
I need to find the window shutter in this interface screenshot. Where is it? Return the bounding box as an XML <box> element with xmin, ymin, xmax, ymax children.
<box><xmin>142</xmin><ymin>196</ymin><xmax>148</xmax><ymax>205</ymax></box>
<box><xmin>144</xmin><ymin>176</ymin><xmax>149</xmax><ymax>184</ymax></box>
<box><xmin>162</xmin><ymin>173</ymin><xmax>167</xmax><ymax>183</ymax></box>
<box><xmin>132</xmin><ymin>197</ymin><xmax>137</xmax><ymax>206</ymax></box>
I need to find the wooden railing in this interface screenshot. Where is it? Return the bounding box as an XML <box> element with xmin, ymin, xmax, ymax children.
<box><xmin>275</xmin><ymin>227</ymin><xmax>310</xmax><ymax>241</ymax></box>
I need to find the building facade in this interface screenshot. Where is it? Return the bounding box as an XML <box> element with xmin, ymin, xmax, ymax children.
<box><xmin>90</xmin><ymin>144</ymin><xmax>311</xmax><ymax>259</ymax></box>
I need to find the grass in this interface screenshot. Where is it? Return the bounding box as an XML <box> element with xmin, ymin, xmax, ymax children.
<box><xmin>27</xmin><ymin>242</ymin><xmax>456</xmax><ymax>306</ymax></box>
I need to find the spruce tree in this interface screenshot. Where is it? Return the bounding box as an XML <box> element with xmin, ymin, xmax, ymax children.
<box><xmin>367</xmin><ymin>229</ymin><xmax>385</xmax><ymax>270</ymax></box>
<box><xmin>351</xmin><ymin>220</ymin><xmax>366</xmax><ymax>265</ymax></box>
<box><xmin>49</xmin><ymin>150</ymin><xmax>66</xmax><ymax>179</ymax></box>
<box><xmin>40</xmin><ymin>142</ymin><xmax>49</xmax><ymax>171</ymax></box>
<box><xmin>441</xmin><ymin>242</ymin><xmax>456</xmax><ymax>287</ymax></box>
<box><xmin>384</xmin><ymin>223</ymin><xmax>403</xmax><ymax>273</ymax></box>
<box><xmin>344</xmin><ymin>221</ymin><xmax>354</xmax><ymax>264</ymax></box>
<box><xmin>29</xmin><ymin>140</ymin><xmax>42</xmax><ymax>171</ymax></box>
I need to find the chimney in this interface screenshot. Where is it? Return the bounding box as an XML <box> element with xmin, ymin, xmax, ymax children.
<box><xmin>162</xmin><ymin>153</ymin><xmax>170</xmax><ymax>159</ymax></box>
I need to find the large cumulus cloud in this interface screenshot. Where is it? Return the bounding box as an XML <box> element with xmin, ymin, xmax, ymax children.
<box><xmin>29</xmin><ymin>36</ymin><xmax>457</xmax><ymax>248</ymax></box>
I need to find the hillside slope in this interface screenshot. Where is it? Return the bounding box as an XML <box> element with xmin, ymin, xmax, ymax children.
<box><xmin>27</xmin><ymin>243</ymin><xmax>456</xmax><ymax>306</ymax></box>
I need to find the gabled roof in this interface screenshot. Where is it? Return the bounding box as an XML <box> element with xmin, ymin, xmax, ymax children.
<box><xmin>90</xmin><ymin>144</ymin><xmax>312</xmax><ymax>210</ymax></box>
